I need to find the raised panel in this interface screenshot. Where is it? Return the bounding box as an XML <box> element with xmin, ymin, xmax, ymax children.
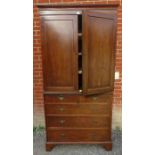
<box><xmin>41</xmin><ymin>15</ymin><xmax>78</xmax><ymax>94</ymax></box>
<box><xmin>83</xmin><ymin>11</ymin><xmax>116</xmax><ymax>95</ymax></box>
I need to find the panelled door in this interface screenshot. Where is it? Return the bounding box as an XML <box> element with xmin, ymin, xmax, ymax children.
<box><xmin>40</xmin><ymin>14</ymin><xmax>78</xmax><ymax>94</ymax></box>
<box><xmin>83</xmin><ymin>10</ymin><xmax>117</xmax><ymax>95</ymax></box>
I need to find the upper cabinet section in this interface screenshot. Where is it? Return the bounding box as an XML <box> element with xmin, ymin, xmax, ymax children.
<box><xmin>40</xmin><ymin>14</ymin><xmax>79</xmax><ymax>94</ymax></box>
<box><xmin>39</xmin><ymin>7</ymin><xmax>117</xmax><ymax>95</ymax></box>
<box><xmin>83</xmin><ymin>10</ymin><xmax>117</xmax><ymax>95</ymax></box>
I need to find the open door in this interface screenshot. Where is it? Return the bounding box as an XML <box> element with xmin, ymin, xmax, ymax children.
<box><xmin>83</xmin><ymin>10</ymin><xmax>117</xmax><ymax>95</ymax></box>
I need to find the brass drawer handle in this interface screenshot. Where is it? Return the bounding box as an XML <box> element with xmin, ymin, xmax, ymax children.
<box><xmin>92</xmin><ymin>97</ymin><xmax>98</xmax><ymax>100</ymax></box>
<box><xmin>58</xmin><ymin>96</ymin><xmax>64</xmax><ymax>101</ymax></box>
<box><xmin>60</xmin><ymin>120</ymin><xmax>65</xmax><ymax>124</ymax></box>
<box><xmin>59</xmin><ymin>107</ymin><xmax>64</xmax><ymax>112</ymax></box>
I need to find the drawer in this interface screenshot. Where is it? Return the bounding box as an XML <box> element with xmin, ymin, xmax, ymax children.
<box><xmin>44</xmin><ymin>95</ymin><xmax>78</xmax><ymax>104</ymax></box>
<box><xmin>47</xmin><ymin>128</ymin><xmax>110</xmax><ymax>142</ymax></box>
<box><xmin>45</xmin><ymin>103</ymin><xmax>111</xmax><ymax>115</ymax></box>
<box><xmin>80</xmin><ymin>94</ymin><xmax>112</xmax><ymax>104</ymax></box>
<box><xmin>46</xmin><ymin>116</ymin><xmax>111</xmax><ymax>128</ymax></box>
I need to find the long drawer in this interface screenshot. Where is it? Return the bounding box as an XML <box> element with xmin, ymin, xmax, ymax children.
<box><xmin>45</xmin><ymin>103</ymin><xmax>111</xmax><ymax>115</ymax></box>
<box><xmin>46</xmin><ymin>115</ymin><xmax>111</xmax><ymax>128</ymax></box>
<box><xmin>47</xmin><ymin>128</ymin><xmax>110</xmax><ymax>142</ymax></box>
<box><xmin>44</xmin><ymin>94</ymin><xmax>112</xmax><ymax>104</ymax></box>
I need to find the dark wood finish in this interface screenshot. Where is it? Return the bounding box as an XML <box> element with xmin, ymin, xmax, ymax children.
<box><xmin>44</xmin><ymin>93</ymin><xmax>112</xmax><ymax>103</ymax></box>
<box><xmin>44</xmin><ymin>95</ymin><xmax>79</xmax><ymax>104</ymax></box>
<box><xmin>80</xmin><ymin>94</ymin><xmax>112</xmax><ymax>103</ymax></box>
<box><xmin>38</xmin><ymin>6</ymin><xmax>117</xmax><ymax>151</ymax></box>
<box><xmin>83</xmin><ymin>10</ymin><xmax>116</xmax><ymax>95</ymax></box>
<box><xmin>46</xmin><ymin>143</ymin><xmax>55</xmax><ymax>151</ymax></box>
<box><xmin>101</xmin><ymin>142</ymin><xmax>112</xmax><ymax>151</ymax></box>
<box><xmin>46</xmin><ymin>115</ymin><xmax>110</xmax><ymax>128</ymax></box>
<box><xmin>41</xmin><ymin>14</ymin><xmax>78</xmax><ymax>94</ymax></box>
<box><xmin>47</xmin><ymin>128</ymin><xmax>110</xmax><ymax>142</ymax></box>
<box><xmin>45</xmin><ymin>103</ymin><xmax>111</xmax><ymax>115</ymax></box>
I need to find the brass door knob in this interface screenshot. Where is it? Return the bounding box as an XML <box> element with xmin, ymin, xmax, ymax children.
<box><xmin>78</xmin><ymin>70</ymin><xmax>82</xmax><ymax>74</ymax></box>
<box><xmin>79</xmin><ymin>89</ymin><xmax>82</xmax><ymax>93</ymax></box>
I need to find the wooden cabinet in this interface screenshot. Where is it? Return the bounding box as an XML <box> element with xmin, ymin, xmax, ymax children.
<box><xmin>38</xmin><ymin>5</ymin><xmax>117</xmax><ymax>151</ymax></box>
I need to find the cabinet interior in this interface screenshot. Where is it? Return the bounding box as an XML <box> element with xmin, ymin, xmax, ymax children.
<box><xmin>78</xmin><ymin>14</ymin><xmax>83</xmax><ymax>93</ymax></box>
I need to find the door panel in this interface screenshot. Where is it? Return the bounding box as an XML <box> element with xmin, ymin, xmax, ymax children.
<box><xmin>83</xmin><ymin>11</ymin><xmax>116</xmax><ymax>95</ymax></box>
<box><xmin>41</xmin><ymin>15</ymin><xmax>78</xmax><ymax>94</ymax></box>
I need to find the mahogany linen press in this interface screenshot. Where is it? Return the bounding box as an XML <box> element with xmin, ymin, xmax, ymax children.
<box><xmin>37</xmin><ymin>4</ymin><xmax>117</xmax><ymax>151</ymax></box>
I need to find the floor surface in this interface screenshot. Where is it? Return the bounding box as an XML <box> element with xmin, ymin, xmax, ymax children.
<box><xmin>33</xmin><ymin>130</ymin><xmax>122</xmax><ymax>155</ymax></box>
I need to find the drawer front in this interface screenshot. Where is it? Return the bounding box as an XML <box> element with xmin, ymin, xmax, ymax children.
<box><xmin>47</xmin><ymin>129</ymin><xmax>110</xmax><ymax>142</ymax></box>
<box><xmin>45</xmin><ymin>103</ymin><xmax>111</xmax><ymax>115</ymax></box>
<box><xmin>46</xmin><ymin>116</ymin><xmax>111</xmax><ymax>128</ymax></box>
<box><xmin>80</xmin><ymin>94</ymin><xmax>112</xmax><ymax>104</ymax></box>
<box><xmin>44</xmin><ymin>95</ymin><xmax>78</xmax><ymax>104</ymax></box>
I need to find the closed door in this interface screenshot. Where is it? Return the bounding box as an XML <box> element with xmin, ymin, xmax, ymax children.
<box><xmin>41</xmin><ymin>14</ymin><xmax>78</xmax><ymax>94</ymax></box>
<box><xmin>83</xmin><ymin>10</ymin><xmax>117</xmax><ymax>95</ymax></box>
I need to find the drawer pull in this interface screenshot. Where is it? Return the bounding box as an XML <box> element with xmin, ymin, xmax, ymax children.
<box><xmin>60</xmin><ymin>120</ymin><xmax>65</xmax><ymax>124</ymax></box>
<box><xmin>59</xmin><ymin>107</ymin><xmax>64</xmax><ymax>112</ymax></box>
<box><xmin>58</xmin><ymin>96</ymin><xmax>64</xmax><ymax>100</ymax></box>
<box><xmin>92</xmin><ymin>97</ymin><xmax>98</xmax><ymax>100</ymax></box>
